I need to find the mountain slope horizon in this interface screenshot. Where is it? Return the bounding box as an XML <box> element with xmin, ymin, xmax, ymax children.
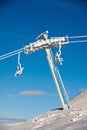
<box><xmin>0</xmin><ymin>90</ymin><xmax>87</xmax><ymax>130</ymax></box>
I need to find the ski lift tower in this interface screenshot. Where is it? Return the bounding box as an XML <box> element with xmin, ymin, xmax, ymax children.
<box><xmin>0</xmin><ymin>31</ymin><xmax>87</xmax><ymax>109</ymax></box>
<box><xmin>0</xmin><ymin>31</ymin><xmax>70</xmax><ymax>110</ymax></box>
<box><xmin>24</xmin><ymin>31</ymin><xmax>70</xmax><ymax>109</ymax></box>
<box><xmin>2</xmin><ymin>31</ymin><xmax>87</xmax><ymax>110</ymax></box>
<box><xmin>37</xmin><ymin>31</ymin><xmax>70</xmax><ymax>109</ymax></box>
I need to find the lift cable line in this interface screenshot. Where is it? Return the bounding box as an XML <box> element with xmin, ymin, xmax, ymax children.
<box><xmin>68</xmin><ymin>40</ymin><xmax>87</xmax><ymax>44</ymax></box>
<box><xmin>0</xmin><ymin>39</ymin><xmax>87</xmax><ymax>60</ymax></box>
<box><xmin>0</xmin><ymin>31</ymin><xmax>87</xmax><ymax>110</ymax></box>
<box><xmin>0</xmin><ymin>48</ymin><xmax>24</xmax><ymax>60</ymax></box>
<box><xmin>0</xmin><ymin>34</ymin><xmax>87</xmax><ymax>61</ymax></box>
<box><xmin>69</xmin><ymin>35</ymin><xmax>87</xmax><ymax>39</ymax></box>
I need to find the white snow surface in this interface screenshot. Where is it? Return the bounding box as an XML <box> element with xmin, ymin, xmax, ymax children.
<box><xmin>0</xmin><ymin>90</ymin><xmax>87</xmax><ymax>130</ymax></box>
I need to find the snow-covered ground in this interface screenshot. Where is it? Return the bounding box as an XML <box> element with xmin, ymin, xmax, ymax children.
<box><xmin>0</xmin><ymin>90</ymin><xmax>87</xmax><ymax>130</ymax></box>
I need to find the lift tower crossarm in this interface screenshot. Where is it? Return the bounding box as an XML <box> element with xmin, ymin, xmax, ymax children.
<box><xmin>0</xmin><ymin>33</ymin><xmax>87</xmax><ymax>61</ymax></box>
<box><xmin>24</xmin><ymin>35</ymin><xmax>68</xmax><ymax>55</ymax></box>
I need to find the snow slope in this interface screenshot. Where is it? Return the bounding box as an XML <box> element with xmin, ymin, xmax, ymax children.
<box><xmin>1</xmin><ymin>90</ymin><xmax>87</xmax><ymax>130</ymax></box>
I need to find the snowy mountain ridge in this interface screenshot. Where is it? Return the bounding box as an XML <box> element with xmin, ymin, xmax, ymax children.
<box><xmin>0</xmin><ymin>90</ymin><xmax>87</xmax><ymax>130</ymax></box>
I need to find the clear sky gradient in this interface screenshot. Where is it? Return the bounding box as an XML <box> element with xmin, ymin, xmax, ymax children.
<box><xmin>0</xmin><ymin>0</ymin><xmax>87</xmax><ymax>124</ymax></box>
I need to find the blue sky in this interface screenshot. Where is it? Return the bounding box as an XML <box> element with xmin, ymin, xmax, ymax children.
<box><xmin>0</xmin><ymin>0</ymin><xmax>87</xmax><ymax>124</ymax></box>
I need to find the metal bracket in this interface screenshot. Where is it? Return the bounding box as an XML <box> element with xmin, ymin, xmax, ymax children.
<box><xmin>15</xmin><ymin>52</ymin><xmax>24</xmax><ymax>77</ymax></box>
<box><xmin>55</xmin><ymin>44</ymin><xmax>63</xmax><ymax>65</ymax></box>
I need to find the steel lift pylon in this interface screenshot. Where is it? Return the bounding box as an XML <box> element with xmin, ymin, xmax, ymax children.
<box><xmin>36</xmin><ymin>31</ymin><xmax>70</xmax><ymax>109</ymax></box>
<box><xmin>24</xmin><ymin>31</ymin><xmax>70</xmax><ymax>109</ymax></box>
<box><xmin>0</xmin><ymin>31</ymin><xmax>87</xmax><ymax>109</ymax></box>
<box><xmin>45</xmin><ymin>48</ymin><xmax>70</xmax><ymax>109</ymax></box>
